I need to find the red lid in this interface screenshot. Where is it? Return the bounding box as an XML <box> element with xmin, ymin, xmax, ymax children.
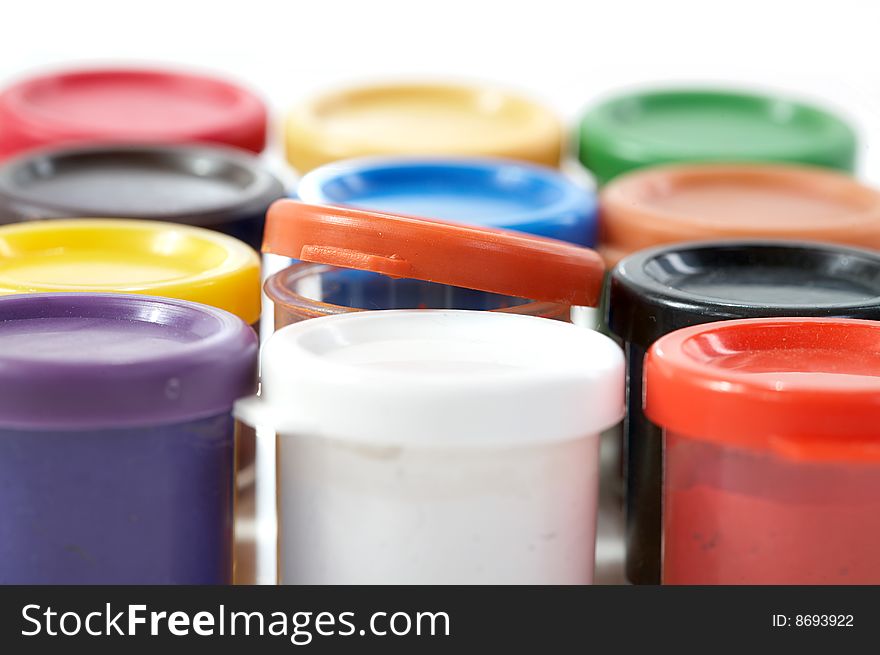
<box><xmin>644</xmin><ymin>317</ymin><xmax>880</xmax><ymax>463</ymax></box>
<box><xmin>262</xmin><ymin>200</ymin><xmax>605</xmax><ymax>306</ymax></box>
<box><xmin>0</xmin><ymin>68</ymin><xmax>267</xmax><ymax>158</ymax></box>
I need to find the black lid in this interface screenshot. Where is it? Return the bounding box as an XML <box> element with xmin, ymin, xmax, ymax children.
<box><xmin>0</xmin><ymin>143</ymin><xmax>285</xmax><ymax>228</ymax></box>
<box><xmin>607</xmin><ymin>240</ymin><xmax>880</xmax><ymax>347</ymax></box>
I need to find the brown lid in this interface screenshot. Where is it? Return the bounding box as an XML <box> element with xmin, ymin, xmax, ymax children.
<box><xmin>599</xmin><ymin>164</ymin><xmax>880</xmax><ymax>266</ymax></box>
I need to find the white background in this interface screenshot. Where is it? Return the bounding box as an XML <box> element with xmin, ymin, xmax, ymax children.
<box><xmin>2</xmin><ymin>0</ymin><xmax>879</xmax><ymax>181</ymax></box>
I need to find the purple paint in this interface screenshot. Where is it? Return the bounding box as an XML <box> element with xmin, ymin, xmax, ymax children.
<box><xmin>0</xmin><ymin>293</ymin><xmax>258</xmax><ymax>583</ymax></box>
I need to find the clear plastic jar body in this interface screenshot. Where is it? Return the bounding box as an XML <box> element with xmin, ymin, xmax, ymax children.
<box><xmin>266</xmin><ymin>262</ymin><xmax>571</xmax><ymax>329</ymax></box>
<box><xmin>663</xmin><ymin>430</ymin><xmax>880</xmax><ymax>584</ymax></box>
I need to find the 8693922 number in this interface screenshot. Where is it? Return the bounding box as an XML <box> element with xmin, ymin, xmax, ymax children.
<box><xmin>795</xmin><ymin>615</ymin><xmax>853</xmax><ymax>627</ymax></box>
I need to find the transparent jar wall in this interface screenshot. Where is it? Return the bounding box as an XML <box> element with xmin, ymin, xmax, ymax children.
<box><xmin>662</xmin><ymin>430</ymin><xmax>880</xmax><ymax>584</ymax></box>
<box><xmin>0</xmin><ymin>413</ymin><xmax>235</xmax><ymax>584</ymax></box>
<box><xmin>266</xmin><ymin>263</ymin><xmax>572</xmax><ymax>329</ymax></box>
<box><xmin>276</xmin><ymin>430</ymin><xmax>601</xmax><ymax>584</ymax></box>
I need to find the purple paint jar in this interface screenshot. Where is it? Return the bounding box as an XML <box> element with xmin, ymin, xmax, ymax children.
<box><xmin>0</xmin><ymin>293</ymin><xmax>258</xmax><ymax>584</ymax></box>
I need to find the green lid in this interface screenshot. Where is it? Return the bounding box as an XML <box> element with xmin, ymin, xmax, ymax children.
<box><xmin>577</xmin><ymin>89</ymin><xmax>857</xmax><ymax>185</ymax></box>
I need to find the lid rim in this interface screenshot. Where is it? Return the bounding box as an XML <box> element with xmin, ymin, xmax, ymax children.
<box><xmin>607</xmin><ymin>239</ymin><xmax>880</xmax><ymax>347</ymax></box>
<box><xmin>644</xmin><ymin>317</ymin><xmax>880</xmax><ymax>463</ymax></box>
<box><xmin>578</xmin><ymin>88</ymin><xmax>857</xmax><ymax>183</ymax></box>
<box><xmin>0</xmin><ymin>293</ymin><xmax>258</xmax><ymax>430</ymax></box>
<box><xmin>256</xmin><ymin>310</ymin><xmax>624</xmax><ymax>445</ymax></box>
<box><xmin>0</xmin><ymin>218</ymin><xmax>262</xmax><ymax>324</ymax></box>
<box><xmin>0</xmin><ymin>143</ymin><xmax>285</xmax><ymax>226</ymax></box>
<box><xmin>598</xmin><ymin>163</ymin><xmax>880</xmax><ymax>262</ymax></box>
<box><xmin>262</xmin><ymin>201</ymin><xmax>605</xmax><ymax>307</ymax></box>
<box><xmin>285</xmin><ymin>82</ymin><xmax>562</xmax><ymax>172</ymax></box>
<box><xmin>295</xmin><ymin>155</ymin><xmax>596</xmax><ymax>244</ymax></box>
<box><xmin>0</xmin><ymin>67</ymin><xmax>268</xmax><ymax>155</ymax></box>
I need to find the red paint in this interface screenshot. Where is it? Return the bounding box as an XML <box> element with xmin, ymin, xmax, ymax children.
<box><xmin>663</xmin><ymin>432</ymin><xmax>880</xmax><ymax>584</ymax></box>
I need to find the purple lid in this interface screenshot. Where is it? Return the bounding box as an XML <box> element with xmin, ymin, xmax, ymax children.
<box><xmin>0</xmin><ymin>293</ymin><xmax>258</xmax><ymax>429</ymax></box>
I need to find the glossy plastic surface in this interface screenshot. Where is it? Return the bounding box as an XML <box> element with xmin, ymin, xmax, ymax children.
<box><xmin>0</xmin><ymin>68</ymin><xmax>267</xmax><ymax>158</ymax></box>
<box><xmin>0</xmin><ymin>144</ymin><xmax>284</xmax><ymax>249</ymax></box>
<box><xmin>0</xmin><ymin>219</ymin><xmax>261</xmax><ymax>323</ymax></box>
<box><xmin>296</xmin><ymin>157</ymin><xmax>597</xmax><ymax>245</ymax></box>
<box><xmin>599</xmin><ymin>164</ymin><xmax>880</xmax><ymax>265</ymax></box>
<box><xmin>263</xmin><ymin>201</ymin><xmax>605</xmax><ymax>307</ymax></box>
<box><xmin>646</xmin><ymin>318</ymin><xmax>880</xmax><ymax>461</ymax></box>
<box><xmin>266</xmin><ymin>262</ymin><xmax>572</xmax><ymax>328</ymax></box>
<box><xmin>608</xmin><ymin>241</ymin><xmax>880</xmax><ymax>584</ymax></box>
<box><xmin>285</xmin><ymin>83</ymin><xmax>562</xmax><ymax>172</ymax></box>
<box><xmin>579</xmin><ymin>89</ymin><xmax>856</xmax><ymax>184</ymax></box>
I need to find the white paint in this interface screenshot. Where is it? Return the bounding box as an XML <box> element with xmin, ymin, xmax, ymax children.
<box><xmin>278</xmin><ymin>431</ymin><xmax>600</xmax><ymax>584</ymax></box>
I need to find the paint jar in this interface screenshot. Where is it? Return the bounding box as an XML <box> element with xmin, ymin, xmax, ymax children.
<box><xmin>578</xmin><ymin>88</ymin><xmax>856</xmax><ymax>185</ymax></box>
<box><xmin>285</xmin><ymin>83</ymin><xmax>562</xmax><ymax>173</ymax></box>
<box><xmin>0</xmin><ymin>144</ymin><xmax>285</xmax><ymax>250</ymax></box>
<box><xmin>296</xmin><ymin>156</ymin><xmax>597</xmax><ymax>246</ymax></box>
<box><xmin>0</xmin><ymin>67</ymin><xmax>267</xmax><ymax>159</ymax></box>
<box><xmin>236</xmin><ymin>310</ymin><xmax>624</xmax><ymax>584</ymax></box>
<box><xmin>0</xmin><ymin>218</ymin><xmax>261</xmax><ymax>326</ymax></box>
<box><xmin>645</xmin><ymin>317</ymin><xmax>880</xmax><ymax>584</ymax></box>
<box><xmin>262</xmin><ymin>201</ymin><xmax>605</xmax><ymax>329</ymax></box>
<box><xmin>598</xmin><ymin>163</ymin><xmax>880</xmax><ymax>266</ymax></box>
<box><xmin>0</xmin><ymin>293</ymin><xmax>257</xmax><ymax>584</ymax></box>
<box><xmin>607</xmin><ymin>240</ymin><xmax>880</xmax><ymax>584</ymax></box>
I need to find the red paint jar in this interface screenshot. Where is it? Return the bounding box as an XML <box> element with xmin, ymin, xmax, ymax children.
<box><xmin>645</xmin><ymin>318</ymin><xmax>880</xmax><ymax>584</ymax></box>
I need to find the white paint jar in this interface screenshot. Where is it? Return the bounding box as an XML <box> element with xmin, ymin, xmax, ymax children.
<box><xmin>236</xmin><ymin>309</ymin><xmax>624</xmax><ymax>584</ymax></box>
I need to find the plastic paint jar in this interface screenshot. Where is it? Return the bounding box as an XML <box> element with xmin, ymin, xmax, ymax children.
<box><xmin>236</xmin><ymin>310</ymin><xmax>624</xmax><ymax>584</ymax></box>
<box><xmin>598</xmin><ymin>163</ymin><xmax>880</xmax><ymax>267</ymax></box>
<box><xmin>0</xmin><ymin>218</ymin><xmax>261</xmax><ymax>326</ymax></box>
<box><xmin>578</xmin><ymin>88</ymin><xmax>856</xmax><ymax>185</ymax></box>
<box><xmin>0</xmin><ymin>144</ymin><xmax>285</xmax><ymax>250</ymax></box>
<box><xmin>0</xmin><ymin>68</ymin><xmax>267</xmax><ymax>159</ymax></box>
<box><xmin>645</xmin><ymin>317</ymin><xmax>880</xmax><ymax>585</ymax></box>
<box><xmin>0</xmin><ymin>293</ymin><xmax>257</xmax><ymax>584</ymax></box>
<box><xmin>296</xmin><ymin>156</ymin><xmax>597</xmax><ymax>246</ymax></box>
<box><xmin>262</xmin><ymin>201</ymin><xmax>606</xmax><ymax>329</ymax></box>
<box><xmin>285</xmin><ymin>83</ymin><xmax>563</xmax><ymax>173</ymax></box>
<box><xmin>607</xmin><ymin>240</ymin><xmax>880</xmax><ymax>584</ymax></box>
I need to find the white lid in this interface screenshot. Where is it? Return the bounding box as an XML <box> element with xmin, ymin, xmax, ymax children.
<box><xmin>240</xmin><ymin>310</ymin><xmax>624</xmax><ymax>447</ymax></box>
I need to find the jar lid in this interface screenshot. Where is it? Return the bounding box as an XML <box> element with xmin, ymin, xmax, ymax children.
<box><xmin>599</xmin><ymin>164</ymin><xmax>880</xmax><ymax>265</ymax></box>
<box><xmin>608</xmin><ymin>240</ymin><xmax>880</xmax><ymax>348</ymax></box>
<box><xmin>0</xmin><ymin>143</ymin><xmax>284</xmax><ymax>227</ymax></box>
<box><xmin>579</xmin><ymin>88</ymin><xmax>856</xmax><ymax>184</ymax></box>
<box><xmin>0</xmin><ymin>219</ymin><xmax>261</xmax><ymax>324</ymax></box>
<box><xmin>262</xmin><ymin>201</ymin><xmax>605</xmax><ymax>307</ymax></box>
<box><xmin>0</xmin><ymin>68</ymin><xmax>267</xmax><ymax>158</ymax></box>
<box><xmin>240</xmin><ymin>310</ymin><xmax>623</xmax><ymax>445</ymax></box>
<box><xmin>285</xmin><ymin>83</ymin><xmax>562</xmax><ymax>172</ymax></box>
<box><xmin>0</xmin><ymin>293</ymin><xmax>257</xmax><ymax>429</ymax></box>
<box><xmin>296</xmin><ymin>156</ymin><xmax>597</xmax><ymax>246</ymax></box>
<box><xmin>644</xmin><ymin>317</ymin><xmax>880</xmax><ymax>463</ymax></box>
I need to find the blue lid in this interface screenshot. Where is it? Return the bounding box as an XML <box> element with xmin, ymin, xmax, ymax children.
<box><xmin>295</xmin><ymin>157</ymin><xmax>597</xmax><ymax>246</ymax></box>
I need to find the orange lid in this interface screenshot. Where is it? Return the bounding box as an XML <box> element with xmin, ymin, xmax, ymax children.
<box><xmin>645</xmin><ymin>317</ymin><xmax>880</xmax><ymax>463</ymax></box>
<box><xmin>599</xmin><ymin>164</ymin><xmax>880</xmax><ymax>266</ymax></box>
<box><xmin>262</xmin><ymin>201</ymin><xmax>605</xmax><ymax>307</ymax></box>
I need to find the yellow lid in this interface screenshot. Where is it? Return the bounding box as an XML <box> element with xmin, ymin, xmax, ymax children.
<box><xmin>285</xmin><ymin>83</ymin><xmax>563</xmax><ymax>172</ymax></box>
<box><xmin>0</xmin><ymin>219</ymin><xmax>261</xmax><ymax>324</ymax></box>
